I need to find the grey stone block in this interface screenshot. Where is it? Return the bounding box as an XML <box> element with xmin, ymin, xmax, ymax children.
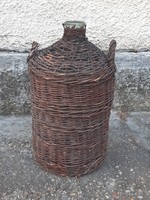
<box><xmin>0</xmin><ymin>52</ymin><xmax>149</xmax><ymax>115</ymax></box>
<box><xmin>0</xmin><ymin>53</ymin><xmax>30</xmax><ymax>115</ymax></box>
<box><xmin>114</xmin><ymin>52</ymin><xmax>150</xmax><ymax>111</ymax></box>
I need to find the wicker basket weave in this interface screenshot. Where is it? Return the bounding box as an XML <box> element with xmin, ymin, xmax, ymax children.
<box><xmin>27</xmin><ymin>21</ymin><xmax>116</xmax><ymax>177</ymax></box>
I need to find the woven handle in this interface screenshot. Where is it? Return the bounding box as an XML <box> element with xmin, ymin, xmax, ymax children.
<box><xmin>27</xmin><ymin>41</ymin><xmax>39</xmax><ymax>62</ymax></box>
<box><xmin>107</xmin><ymin>40</ymin><xmax>117</xmax><ymax>71</ymax></box>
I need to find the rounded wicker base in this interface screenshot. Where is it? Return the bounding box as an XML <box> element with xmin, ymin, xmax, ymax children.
<box><xmin>32</xmin><ymin>123</ymin><xmax>109</xmax><ymax>177</ymax></box>
<box><xmin>33</xmin><ymin>147</ymin><xmax>107</xmax><ymax>177</ymax></box>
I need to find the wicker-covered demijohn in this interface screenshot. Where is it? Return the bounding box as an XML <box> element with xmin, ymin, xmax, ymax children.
<box><xmin>27</xmin><ymin>21</ymin><xmax>116</xmax><ymax>177</ymax></box>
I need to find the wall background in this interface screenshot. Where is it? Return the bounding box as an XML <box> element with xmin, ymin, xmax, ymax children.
<box><xmin>0</xmin><ymin>0</ymin><xmax>150</xmax><ymax>52</ymax></box>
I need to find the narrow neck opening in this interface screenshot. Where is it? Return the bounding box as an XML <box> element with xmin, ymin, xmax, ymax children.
<box><xmin>62</xmin><ymin>21</ymin><xmax>86</xmax><ymax>42</ymax></box>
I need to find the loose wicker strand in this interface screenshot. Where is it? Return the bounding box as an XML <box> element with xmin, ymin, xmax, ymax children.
<box><xmin>27</xmin><ymin>41</ymin><xmax>39</xmax><ymax>62</ymax></box>
<box><xmin>107</xmin><ymin>40</ymin><xmax>117</xmax><ymax>71</ymax></box>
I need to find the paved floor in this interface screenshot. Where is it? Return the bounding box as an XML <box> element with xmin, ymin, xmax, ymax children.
<box><xmin>0</xmin><ymin>112</ymin><xmax>150</xmax><ymax>200</ymax></box>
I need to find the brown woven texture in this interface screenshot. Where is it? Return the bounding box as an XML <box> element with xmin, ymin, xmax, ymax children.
<box><xmin>28</xmin><ymin>22</ymin><xmax>116</xmax><ymax>177</ymax></box>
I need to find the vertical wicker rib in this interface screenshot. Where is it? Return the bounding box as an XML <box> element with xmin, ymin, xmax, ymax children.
<box><xmin>28</xmin><ymin>21</ymin><xmax>116</xmax><ymax>177</ymax></box>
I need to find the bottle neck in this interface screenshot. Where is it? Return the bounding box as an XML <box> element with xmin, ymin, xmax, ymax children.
<box><xmin>62</xmin><ymin>21</ymin><xmax>86</xmax><ymax>42</ymax></box>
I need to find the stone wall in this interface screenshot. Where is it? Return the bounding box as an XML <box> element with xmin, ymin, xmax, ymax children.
<box><xmin>0</xmin><ymin>0</ymin><xmax>150</xmax><ymax>115</ymax></box>
<box><xmin>0</xmin><ymin>52</ymin><xmax>149</xmax><ymax>115</ymax></box>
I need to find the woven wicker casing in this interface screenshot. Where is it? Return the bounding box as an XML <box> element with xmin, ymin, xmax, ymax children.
<box><xmin>28</xmin><ymin>21</ymin><xmax>116</xmax><ymax>177</ymax></box>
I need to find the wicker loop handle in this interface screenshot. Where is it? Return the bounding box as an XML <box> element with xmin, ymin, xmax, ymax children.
<box><xmin>107</xmin><ymin>40</ymin><xmax>117</xmax><ymax>71</ymax></box>
<box><xmin>27</xmin><ymin>41</ymin><xmax>39</xmax><ymax>62</ymax></box>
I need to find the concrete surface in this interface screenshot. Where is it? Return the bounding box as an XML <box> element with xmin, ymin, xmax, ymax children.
<box><xmin>0</xmin><ymin>52</ymin><xmax>150</xmax><ymax>115</ymax></box>
<box><xmin>0</xmin><ymin>1</ymin><xmax>150</xmax><ymax>51</ymax></box>
<box><xmin>0</xmin><ymin>111</ymin><xmax>150</xmax><ymax>199</ymax></box>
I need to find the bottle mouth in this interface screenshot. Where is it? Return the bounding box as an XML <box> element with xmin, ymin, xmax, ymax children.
<box><xmin>63</xmin><ymin>21</ymin><xmax>86</xmax><ymax>29</ymax></box>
